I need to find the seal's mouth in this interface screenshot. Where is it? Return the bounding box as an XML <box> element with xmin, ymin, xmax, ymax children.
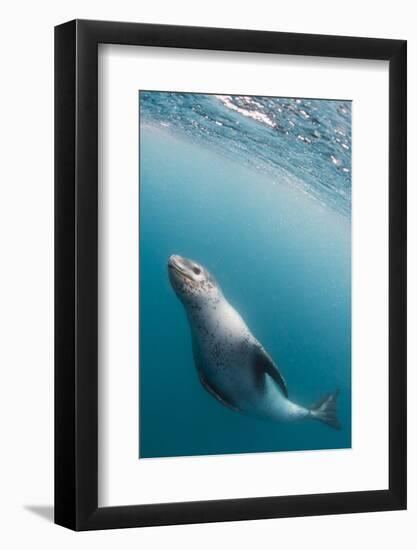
<box><xmin>168</xmin><ymin>256</ymin><xmax>195</xmax><ymax>284</ymax></box>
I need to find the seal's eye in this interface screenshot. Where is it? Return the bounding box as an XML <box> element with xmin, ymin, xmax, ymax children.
<box><xmin>193</xmin><ymin>267</ymin><xmax>201</xmax><ymax>275</ymax></box>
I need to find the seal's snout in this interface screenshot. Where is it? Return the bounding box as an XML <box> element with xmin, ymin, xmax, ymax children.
<box><xmin>168</xmin><ymin>254</ymin><xmax>182</xmax><ymax>266</ymax></box>
<box><xmin>168</xmin><ymin>255</ymin><xmax>184</xmax><ymax>274</ymax></box>
<box><xmin>168</xmin><ymin>254</ymin><xmax>221</xmax><ymax>306</ymax></box>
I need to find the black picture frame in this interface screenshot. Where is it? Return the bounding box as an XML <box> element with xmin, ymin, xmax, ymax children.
<box><xmin>55</xmin><ymin>19</ymin><xmax>407</xmax><ymax>531</ymax></box>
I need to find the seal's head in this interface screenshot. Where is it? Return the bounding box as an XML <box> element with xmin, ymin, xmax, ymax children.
<box><xmin>168</xmin><ymin>254</ymin><xmax>221</xmax><ymax>307</ymax></box>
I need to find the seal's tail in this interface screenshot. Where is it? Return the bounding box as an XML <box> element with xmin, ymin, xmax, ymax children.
<box><xmin>310</xmin><ymin>389</ymin><xmax>340</xmax><ymax>430</ymax></box>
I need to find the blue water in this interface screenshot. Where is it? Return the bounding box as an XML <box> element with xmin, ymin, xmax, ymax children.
<box><xmin>139</xmin><ymin>92</ymin><xmax>351</xmax><ymax>458</ymax></box>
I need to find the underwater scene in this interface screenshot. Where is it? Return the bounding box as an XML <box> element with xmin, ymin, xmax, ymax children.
<box><xmin>139</xmin><ymin>91</ymin><xmax>351</xmax><ymax>458</ymax></box>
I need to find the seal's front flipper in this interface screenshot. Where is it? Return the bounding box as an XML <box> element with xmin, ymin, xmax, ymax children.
<box><xmin>310</xmin><ymin>389</ymin><xmax>341</xmax><ymax>430</ymax></box>
<box><xmin>199</xmin><ymin>373</ymin><xmax>241</xmax><ymax>413</ymax></box>
<box><xmin>254</xmin><ymin>346</ymin><xmax>288</xmax><ymax>397</ymax></box>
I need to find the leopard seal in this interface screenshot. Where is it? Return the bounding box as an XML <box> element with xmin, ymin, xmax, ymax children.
<box><xmin>168</xmin><ymin>254</ymin><xmax>340</xmax><ymax>429</ymax></box>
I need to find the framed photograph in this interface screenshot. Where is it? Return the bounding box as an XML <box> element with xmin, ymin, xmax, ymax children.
<box><xmin>55</xmin><ymin>19</ymin><xmax>406</xmax><ymax>530</ymax></box>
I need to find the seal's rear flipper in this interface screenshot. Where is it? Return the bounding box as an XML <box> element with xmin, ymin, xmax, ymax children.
<box><xmin>310</xmin><ymin>389</ymin><xmax>340</xmax><ymax>430</ymax></box>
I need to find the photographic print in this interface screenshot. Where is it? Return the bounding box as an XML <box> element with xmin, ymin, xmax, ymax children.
<box><xmin>139</xmin><ymin>91</ymin><xmax>351</xmax><ymax>459</ymax></box>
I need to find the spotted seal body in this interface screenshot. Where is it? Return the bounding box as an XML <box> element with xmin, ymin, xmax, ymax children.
<box><xmin>168</xmin><ymin>255</ymin><xmax>340</xmax><ymax>429</ymax></box>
